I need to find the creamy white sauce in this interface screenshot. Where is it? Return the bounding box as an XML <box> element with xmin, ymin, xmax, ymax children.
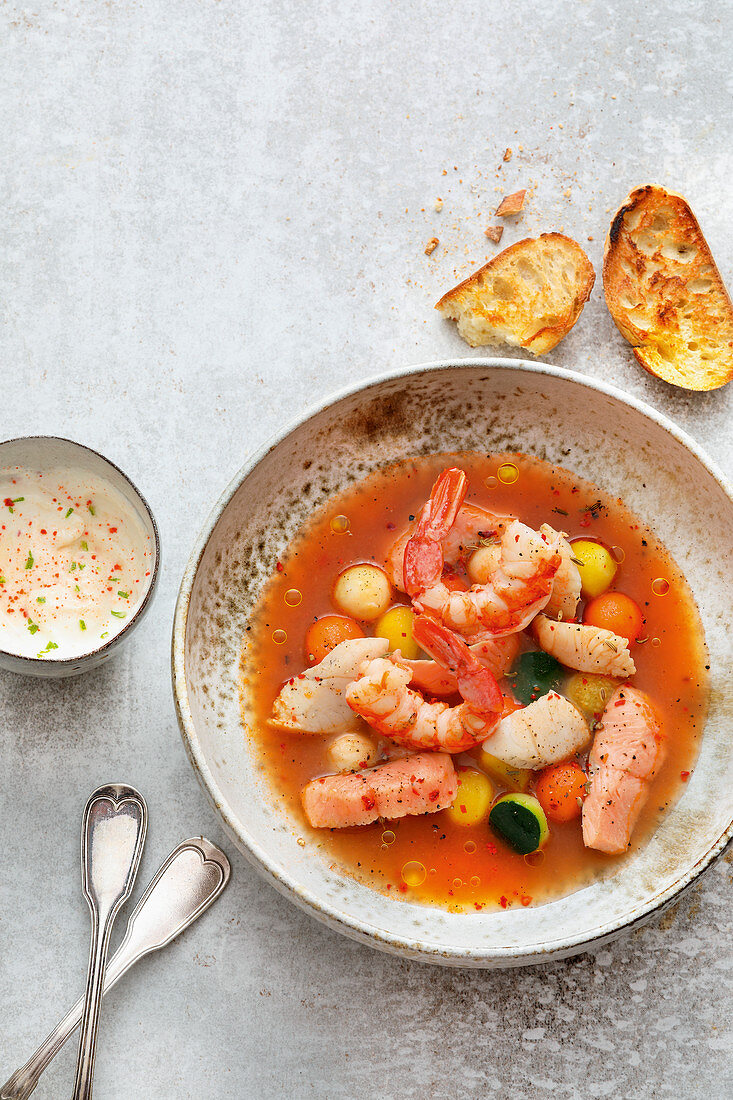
<box><xmin>0</xmin><ymin>465</ymin><xmax>154</xmax><ymax>659</ymax></box>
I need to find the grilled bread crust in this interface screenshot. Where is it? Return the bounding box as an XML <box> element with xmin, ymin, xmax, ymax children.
<box><xmin>603</xmin><ymin>185</ymin><xmax>733</xmax><ymax>390</ymax></box>
<box><xmin>436</xmin><ymin>234</ymin><xmax>595</xmax><ymax>354</ymax></box>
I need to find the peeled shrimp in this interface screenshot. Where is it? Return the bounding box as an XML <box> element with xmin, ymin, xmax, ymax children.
<box><xmin>402</xmin><ymin>469</ymin><xmax>561</xmax><ymax>638</ymax></box>
<box><xmin>533</xmin><ymin>614</ymin><xmax>635</xmax><ymax>678</ymax></box>
<box><xmin>397</xmin><ymin>632</ymin><xmax>520</xmax><ymax>697</ymax></box>
<box><xmin>345</xmin><ymin>618</ymin><xmax>504</xmax><ymax>752</ymax></box>
<box><xmin>582</xmin><ymin>686</ymin><xmax>664</xmax><ymax>853</ymax></box>
<box><xmin>302</xmin><ymin>753</ymin><xmax>458</xmax><ymax>829</ymax></box>
<box><xmin>269</xmin><ymin>637</ymin><xmax>389</xmax><ymax>734</ymax></box>
<box><xmin>540</xmin><ymin>524</ymin><xmax>582</xmax><ymax>620</ymax></box>
<box><xmin>484</xmin><ymin>690</ymin><xmax>590</xmax><ymax>769</ymax></box>
<box><xmin>386</xmin><ymin>501</ymin><xmax>511</xmax><ymax>591</ymax></box>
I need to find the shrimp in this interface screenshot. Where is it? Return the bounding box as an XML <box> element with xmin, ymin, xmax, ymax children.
<box><xmin>582</xmin><ymin>686</ymin><xmax>664</xmax><ymax>853</ymax></box>
<box><xmin>403</xmin><ymin>468</ymin><xmax>561</xmax><ymax>637</ymax></box>
<box><xmin>540</xmin><ymin>524</ymin><xmax>582</xmax><ymax>620</ymax></box>
<box><xmin>396</xmin><ymin>629</ymin><xmax>520</xmax><ymax>697</ymax></box>
<box><xmin>302</xmin><ymin>753</ymin><xmax>458</xmax><ymax>829</ymax></box>
<box><xmin>484</xmin><ymin>690</ymin><xmax>590</xmax><ymax>770</ymax></box>
<box><xmin>345</xmin><ymin>617</ymin><xmax>504</xmax><ymax>752</ymax></box>
<box><xmin>386</xmin><ymin>501</ymin><xmax>512</xmax><ymax>591</ymax></box>
<box><xmin>533</xmin><ymin>614</ymin><xmax>636</xmax><ymax>678</ymax></box>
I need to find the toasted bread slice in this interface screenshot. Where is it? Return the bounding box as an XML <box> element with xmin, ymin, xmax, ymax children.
<box><xmin>435</xmin><ymin>234</ymin><xmax>595</xmax><ymax>354</ymax></box>
<box><xmin>603</xmin><ymin>186</ymin><xmax>733</xmax><ymax>390</ymax></box>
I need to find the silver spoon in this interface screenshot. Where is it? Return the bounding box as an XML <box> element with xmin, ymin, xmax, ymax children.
<box><xmin>1</xmin><ymin>837</ymin><xmax>230</xmax><ymax>1100</ymax></box>
<box><xmin>71</xmin><ymin>784</ymin><xmax>147</xmax><ymax>1100</ymax></box>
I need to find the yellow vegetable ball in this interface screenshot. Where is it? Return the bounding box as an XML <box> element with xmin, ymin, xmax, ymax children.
<box><xmin>467</xmin><ymin>544</ymin><xmax>501</xmax><ymax>584</ymax></box>
<box><xmin>445</xmin><ymin>767</ymin><xmax>494</xmax><ymax>826</ymax></box>
<box><xmin>328</xmin><ymin>733</ymin><xmax>379</xmax><ymax>773</ymax></box>
<box><xmin>374</xmin><ymin>604</ymin><xmax>420</xmax><ymax>660</ymax></box>
<box><xmin>332</xmin><ymin>564</ymin><xmax>392</xmax><ymax>621</ymax></box>
<box><xmin>571</xmin><ymin>539</ymin><xmax>617</xmax><ymax>598</ymax></box>
<box><xmin>564</xmin><ymin>672</ymin><xmax>621</xmax><ymax>720</ymax></box>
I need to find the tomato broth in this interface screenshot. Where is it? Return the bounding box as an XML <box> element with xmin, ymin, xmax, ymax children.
<box><xmin>242</xmin><ymin>453</ymin><xmax>708</xmax><ymax>912</ymax></box>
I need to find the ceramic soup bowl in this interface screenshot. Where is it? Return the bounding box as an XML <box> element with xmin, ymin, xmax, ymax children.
<box><xmin>172</xmin><ymin>360</ymin><xmax>733</xmax><ymax>967</ymax></box>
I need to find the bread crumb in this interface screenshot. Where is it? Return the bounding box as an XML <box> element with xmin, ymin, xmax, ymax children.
<box><xmin>587</xmin><ymin>235</ymin><xmax>594</xmax><ymax>241</ymax></box>
<box><xmin>484</xmin><ymin>226</ymin><xmax>504</xmax><ymax>243</ymax></box>
<box><xmin>424</xmin><ymin>237</ymin><xmax>440</xmax><ymax>256</ymax></box>
<box><xmin>503</xmin><ymin>148</ymin><xmax>512</xmax><ymax>162</ymax></box>
<box><xmin>434</xmin><ymin>198</ymin><xmax>444</xmax><ymax>212</ymax></box>
<box><xmin>496</xmin><ymin>190</ymin><xmax>526</xmax><ymax>217</ymax></box>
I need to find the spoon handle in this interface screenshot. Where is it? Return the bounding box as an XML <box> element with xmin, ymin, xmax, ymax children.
<box><xmin>70</xmin><ymin>785</ymin><xmax>147</xmax><ymax>1100</ymax></box>
<box><xmin>0</xmin><ymin>839</ymin><xmax>230</xmax><ymax>1100</ymax></box>
<box><xmin>70</xmin><ymin>908</ymin><xmax>114</xmax><ymax>1100</ymax></box>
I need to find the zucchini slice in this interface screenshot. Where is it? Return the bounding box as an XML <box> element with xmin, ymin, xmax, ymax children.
<box><xmin>489</xmin><ymin>793</ymin><xmax>549</xmax><ymax>855</ymax></box>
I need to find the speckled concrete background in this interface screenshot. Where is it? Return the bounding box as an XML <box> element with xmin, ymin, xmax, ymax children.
<box><xmin>1</xmin><ymin>1</ymin><xmax>731</xmax><ymax>1097</ymax></box>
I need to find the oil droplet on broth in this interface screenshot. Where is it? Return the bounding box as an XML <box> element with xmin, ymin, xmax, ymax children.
<box><xmin>330</xmin><ymin>514</ymin><xmax>350</xmax><ymax>534</ymax></box>
<box><xmin>452</xmin><ymin>877</ymin><xmax>463</xmax><ymax>889</ymax></box>
<box><xmin>497</xmin><ymin>462</ymin><xmax>519</xmax><ymax>485</ymax></box>
<box><xmin>469</xmin><ymin>875</ymin><xmax>480</xmax><ymax>888</ymax></box>
<box><xmin>284</xmin><ymin>588</ymin><xmax>302</xmax><ymax>606</ymax></box>
<box><xmin>484</xmin><ymin>475</ymin><xmax>498</xmax><ymax>489</ymax></box>
<box><xmin>611</xmin><ymin>545</ymin><xmax>626</xmax><ymax>563</ymax></box>
<box><xmin>652</xmin><ymin>578</ymin><xmax>670</xmax><ymax>596</ymax></box>
<box><xmin>381</xmin><ymin>830</ymin><xmax>396</xmax><ymax>846</ymax></box>
<box><xmin>401</xmin><ymin>860</ymin><xmax>426</xmax><ymax>887</ymax></box>
<box><xmin>524</xmin><ymin>850</ymin><xmax>545</xmax><ymax>867</ymax></box>
<box><xmin>651</xmin><ymin>637</ymin><xmax>661</xmax><ymax>648</ymax></box>
<box><xmin>272</xmin><ymin>629</ymin><xmax>288</xmax><ymax>644</ymax></box>
<box><xmin>464</xmin><ymin>840</ymin><xmax>477</xmax><ymax>855</ymax></box>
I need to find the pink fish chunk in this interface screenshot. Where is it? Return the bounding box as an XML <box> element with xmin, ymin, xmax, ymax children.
<box><xmin>582</xmin><ymin>686</ymin><xmax>664</xmax><ymax>854</ymax></box>
<box><xmin>302</xmin><ymin>753</ymin><xmax>457</xmax><ymax>829</ymax></box>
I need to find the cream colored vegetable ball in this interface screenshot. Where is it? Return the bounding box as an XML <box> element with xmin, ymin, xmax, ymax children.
<box><xmin>333</xmin><ymin>564</ymin><xmax>392</xmax><ymax>621</ymax></box>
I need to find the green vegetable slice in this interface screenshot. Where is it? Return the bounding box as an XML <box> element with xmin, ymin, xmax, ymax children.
<box><xmin>507</xmin><ymin>650</ymin><xmax>564</xmax><ymax>705</ymax></box>
<box><xmin>489</xmin><ymin>794</ymin><xmax>549</xmax><ymax>855</ymax></box>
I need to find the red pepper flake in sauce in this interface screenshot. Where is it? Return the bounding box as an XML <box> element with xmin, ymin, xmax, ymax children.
<box><xmin>499</xmin><ymin>896</ymin><xmax>508</xmax><ymax>908</ymax></box>
<box><xmin>521</xmin><ymin>896</ymin><xmax>532</xmax><ymax>907</ymax></box>
<box><xmin>680</xmin><ymin>771</ymin><xmax>690</xmax><ymax>781</ymax></box>
<box><xmin>276</xmin><ymin>561</ymin><xmax>284</xmax><ymax>572</ymax></box>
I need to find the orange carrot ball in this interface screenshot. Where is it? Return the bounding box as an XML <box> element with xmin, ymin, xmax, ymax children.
<box><xmin>304</xmin><ymin>615</ymin><xmax>364</xmax><ymax>664</ymax></box>
<box><xmin>535</xmin><ymin>762</ymin><xmax>588</xmax><ymax>823</ymax></box>
<box><xmin>582</xmin><ymin>591</ymin><xmax>644</xmax><ymax>642</ymax></box>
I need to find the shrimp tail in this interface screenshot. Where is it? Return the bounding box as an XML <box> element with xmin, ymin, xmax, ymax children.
<box><xmin>412</xmin><ymin>614</ymin><xmax>504</xmax><ymax>714</ymax></box>
<box><xmin>404</xmin><ymin>468</ymin><xmax>468</xmax><ymax>597</ymax></box>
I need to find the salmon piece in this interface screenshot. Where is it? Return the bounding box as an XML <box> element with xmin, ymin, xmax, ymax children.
<box><xmin>582</xmin><ymin>686</ymin><xmax>665</xmax><ymax>854</ymax></box>
<box><xmin>582</xmin><ymin>768</ymin><xmax>647</xmax><ymax>854</ymax></box>
<box><xmin>590</xmin><ymin>686</ymin><xmax>663</xmax><ymax>781</ymax></box>
<box><xmin>302</xmin><ymin>752</ymin><xmax>457</xmax><ymax>829</ymax></box>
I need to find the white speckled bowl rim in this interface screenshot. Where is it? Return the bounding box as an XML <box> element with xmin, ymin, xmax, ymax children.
<box><xmin>172</xmin><ymin>359</ymin><xmax>733</xmax><ymax>967</ymax></box>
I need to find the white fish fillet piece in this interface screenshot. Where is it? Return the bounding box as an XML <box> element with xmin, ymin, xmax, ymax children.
<box><xmin>484</xmin><ymin>691</ymin><xmax>590</xmax><ymax>769</ymax></box>
<box><xmin>534</xmin><ymin>614</ymin><xmax>636</xmax><ymax>678</ymax></box>
<box><xmin>269</xmin><ymin>637</ymin><xmax>389</xmax><ymax>734</ymax></box>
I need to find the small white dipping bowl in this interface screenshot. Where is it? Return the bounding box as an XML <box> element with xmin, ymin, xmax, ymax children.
<box><xmin>0</xmin><ymin>435</ymin><xmax>160</xmax><ymax>678</ymax></box>
<box><xmin>173</xmin><ymin>360</ymin><xmax>733</xmax><ymax>967</ymax></box>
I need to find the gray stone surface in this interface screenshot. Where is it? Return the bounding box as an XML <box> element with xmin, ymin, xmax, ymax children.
<box><xmin>1</xmin><ymin>0</ymin><xmax>731</xmax><ymax>1096</ymax></box>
